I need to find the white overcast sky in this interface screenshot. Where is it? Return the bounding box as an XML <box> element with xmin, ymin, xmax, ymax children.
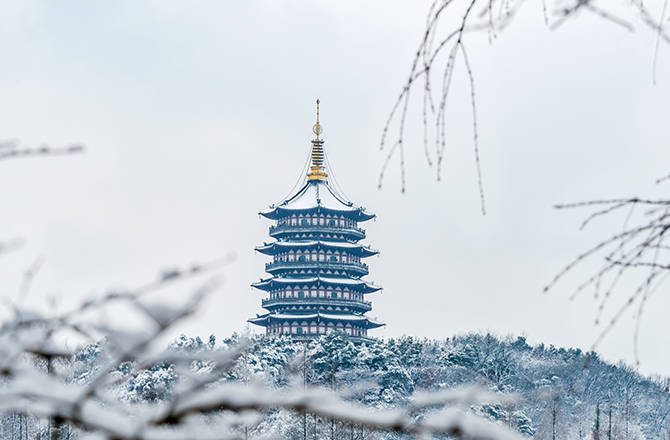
<box><xmin>1</xmin><ymin>1</ymin><xmax>669</xmax><ymax>376</ymax></box>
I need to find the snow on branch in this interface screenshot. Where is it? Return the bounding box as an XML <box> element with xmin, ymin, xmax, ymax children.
<box><xmin>0</xmin><ymin>257</ymin><xmax>524</xmax><ymax>440</ymax></box>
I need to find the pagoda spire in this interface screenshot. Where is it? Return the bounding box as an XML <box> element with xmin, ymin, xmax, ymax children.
<box><xmin>307</xmin><ymin>99</ymin><xmax>327</xmax><ymax>181</ymax></box>
<box><xmin>313</xmin><ymin>98</ymin><xmax>322</xmax><ymax>141</ymax></box>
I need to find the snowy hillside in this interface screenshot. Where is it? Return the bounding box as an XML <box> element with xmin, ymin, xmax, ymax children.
<box><xmin>2</xmin><ymin>332</ymin><xmax>668</xmax><ymax>439</ymax></box>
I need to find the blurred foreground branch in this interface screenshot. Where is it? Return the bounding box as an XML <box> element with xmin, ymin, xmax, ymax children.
<box><xmin>0</xmin><ymin>139</ymin><xmax>84</xmax><ymax>162</ymax></box>
<box><xmin>0</xmin><ymin>258</ymin><xmax>522</xmax><ymax>440</ymax></box>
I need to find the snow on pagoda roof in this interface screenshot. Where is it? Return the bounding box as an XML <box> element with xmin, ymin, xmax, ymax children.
<box><xmin>255</xmin><ymin>240</ymin><xmax>378</xmax><ymax>257</ymax></box>
<box><xmin>251</xmin><ymin>276</ymin><xmax>382</xmax><ymax>293</ymax></box>
<box><xmin>260</xmin><ymin>180</ymin><xmax>375</xmax><ymax>221</ymax></box>
<box><xmin>248</xmin><ymin>312</ymin><xmax>384</xmax><ymax>328</ymax></box>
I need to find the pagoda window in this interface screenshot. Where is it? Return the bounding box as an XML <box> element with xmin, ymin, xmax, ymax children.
<box><xmin>319</xmin><ymin>217</ymin><xmax>325</xmax><ymax>225</ymax></box>
<box><xmin>300</xmin><ymin>219</ymin><xmax>308</xmax><ymax>226</ymax></box>
<box><xmin>298</xmin><ymin>255</ymin><xmax>306</xmax><ymax>262</ymax></box>
<box><xmin>329</xmin><ymin>255</ymin><xmax>337</xmax><ymax>262</ymax></box>
<box><xmin>296</xmin><ymin>327</ymin><xmax>303</xmax><ymax>335</ymax></box>
<box><xmin>331</xmin><ymin>292</ymin><xmax>338</xmax><ymax>299</ymax></box>
<box><xmin>298</xmin><ymin>291</ymin><xmax>304</xmax><ymax>299</ymax></box>
<box><xmin>327</xmin><ymin>219</ymin><xmax>336</xmax><ymax>227</ymax></box>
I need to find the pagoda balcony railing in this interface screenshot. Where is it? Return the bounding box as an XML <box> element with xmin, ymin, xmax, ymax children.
<box><xmin>265</xmin><ymin>260</ymin><xmax>368</xmax><ymax>276</ymax></box>
<box><xmin>269</xmin><ymin>223</ymin><xmax>365</xmax><ymax>240</ymax></box>
<box><xmin>261</xmin><ymin>297</ymin><xmax>372</xmax><ymax>311</ymax></box>
<box><xmin>288</xmin><ymin>334</ymin><xmax>375</xmax><ymax>344</ymax></box>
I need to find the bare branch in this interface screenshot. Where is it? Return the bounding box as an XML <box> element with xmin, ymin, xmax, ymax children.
<box><xmin>549</xmin><ymin>173</ymin><xmax>670</xmax><ymax>359</ymax></box>
<box><xmin>382</xmin><ymin>0</ymin><xmax>669</xmax><ymax>212</ymax></box>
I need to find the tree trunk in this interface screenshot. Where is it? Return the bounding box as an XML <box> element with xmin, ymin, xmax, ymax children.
<box><xmin>608</xmin><ymin>403</ymin><xmax>612</xmax><ymax>440</ymax></box>
<box><xmin>552</xmin><ymin>408</ymin><xmax>556</xmax><ymax>440</ymax></box>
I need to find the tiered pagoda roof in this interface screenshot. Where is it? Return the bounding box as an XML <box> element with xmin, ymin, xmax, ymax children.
<box><xmin>248</xmin><ymin>100</ymin><xmax>383</xmax><ymax>343</ymax></box>
<box><xmin>259</xmin><ymin>180</ymin><xmax>376</xmax><ymax>221</ymax></box>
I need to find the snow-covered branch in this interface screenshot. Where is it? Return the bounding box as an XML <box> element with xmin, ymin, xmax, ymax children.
<box><xmin>0</xmin><ymin>261</ymin><xmax>527</xmax><ymax>440</ymax></box>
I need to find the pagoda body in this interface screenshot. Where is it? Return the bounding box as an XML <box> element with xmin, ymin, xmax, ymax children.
<box><xmin>248</xmin><ymin>102</ymin><xmax>383</xmax><ymax>343</ymax></box>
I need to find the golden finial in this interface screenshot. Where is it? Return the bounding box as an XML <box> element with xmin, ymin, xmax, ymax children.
<box><xmin>307</xmin><ymin>99</ymin><xmax>327</xmax><ymax>181</ymax></box>
<box><xmin>312</xmin><ymin>98</ymin><xmax>323</xmax><ymax>140</ymax></box>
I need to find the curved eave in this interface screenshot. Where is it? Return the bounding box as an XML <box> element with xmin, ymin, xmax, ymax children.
<box><xmin>251</xmin><ymin>276</ymin><xmax>382</xmax><ymax>294</ymax></box>
<box><xmin>248</xmin><ymin>316</ymin><xmax>270</xmax><ymax>326</ymax></box>
<box><xmin>248</xmin><ymin>312</ymin><xmax>384</xmax><ymax>329</ymax></box>
<box><xmin>260</xmin><ymin>206</ymin><xmax>375</xmax><ymax>222</ymax></box>
<box><xmin>255</xmin><ymin>241</ymin><xmax>379</xmax><ymax>258</ymax></box>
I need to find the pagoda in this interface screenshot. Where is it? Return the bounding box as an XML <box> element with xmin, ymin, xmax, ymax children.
<box><xmin>248</xmin><ymin>100</ymin><xmax>383</xmax><ymax>343</ymax></box>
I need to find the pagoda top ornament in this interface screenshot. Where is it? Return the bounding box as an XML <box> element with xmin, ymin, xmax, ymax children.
<box><xmin>307</xmin><ymin>99</ymin><xmax>327</xmax><ymax>182</ymax></box>
<box><xmin>312</xmin><ymin>98</ymin><xmax>323</xmax><ymax>139</ymax></box>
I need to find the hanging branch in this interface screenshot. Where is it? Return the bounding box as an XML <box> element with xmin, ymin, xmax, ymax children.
<box><xmin>545</xmin><ymin>181</ymin><xmax>670</xmax><ymax>365</ymax></box>
<box><xmin>380</xmin><ymin>0</ymin><xmax>669</xmax><ymax>211</ymax></box>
